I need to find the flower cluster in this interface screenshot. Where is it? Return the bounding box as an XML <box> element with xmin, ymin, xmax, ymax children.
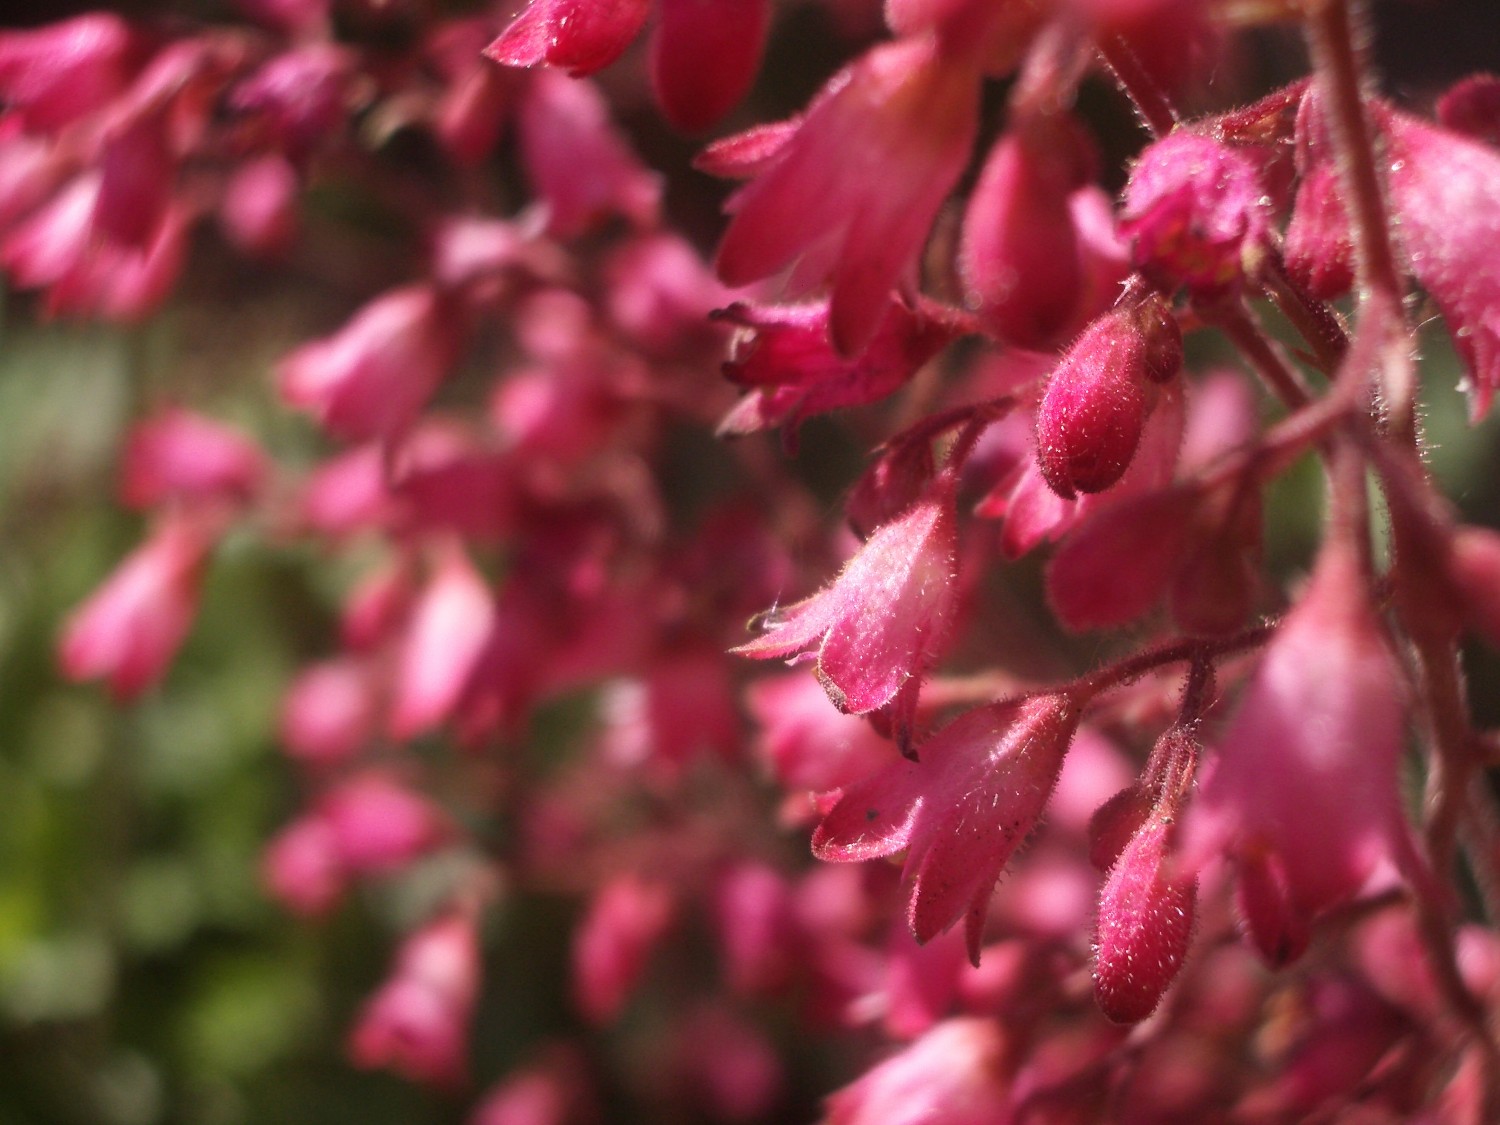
<box><xmin>11</xmin><ymin>0</ymin><xmax>1500</xmax><ymax>1121</ymax></box>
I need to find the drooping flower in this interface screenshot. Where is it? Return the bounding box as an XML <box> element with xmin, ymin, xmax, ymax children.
<box><xmin>119</xmin><ymin>408</ymin><xmax>266</xmax><ymax>511</ymax></box>
<box><xmin>1093</xmin><ymin>808</ymin><xmax>1197</xmax><ymax>1024</ymax></box>
<box><xmin>813</xmin><ymin>695</ymin><xmax>1081</xmax><ymax>962</ymax></box>
<box><xmin>0</xmin><ymin>13</ymin><xmax>138</xmax><ymax>130</ymax></box>
<box><xmin>715</xmin><ymin>297</ymin><xmax>964</xmax><ymax>439</ymax></box>
<box><xmin>714</xmin><ymin>35</ymin><xmax>980</xmax><ymax>355</ymax></box>
<box><xmin>349</xmin><ymin>911</ymin><xmax>481</xmax><ymax>1089</ymax></box>
<box><xmin>733</xmin><ymin>475</ymin><xmax>960</xmax><ymax>742</ymax></box>
<box><xmin>1184</xmin><ymin>536</ymin><xmax>1409</xmax><ymax>965</ymax></box>
<box><xmin>485</xmin><ymin>0</ymin><xmax>651</xmax><ymax>79</ymax></box>
<box><xmin>823</xmin><ymin>1017</ymin><xmax>1009</xmax><ymax>1125</ymax></box>
<box><xmin>1380</xmin><ymin>105</ymin><xmax>1500</xmax><ymax>420</ymax></box>
<box><xmin>277</xmin><ymin>284</ymin><xmax>465</xmax><ymax>443</ymax></box>
<box><xmin>572</xmin><ymin>873</ymin><xmax>675</xmax><ymax>1024</ymax></box>
<box><xmin>959</xmin><ymin>113</ymin><xmax>1096</xmax><ymax>349</ymax></box>
<box><xmin>58</xmin><ymin>515</ymin><xmax>210</xmax><ymax>701</ymax></box>
<box><xmin>650</xmin><ymin>0</ymin><xmax>771</xmax><ymax>132</ymax></box>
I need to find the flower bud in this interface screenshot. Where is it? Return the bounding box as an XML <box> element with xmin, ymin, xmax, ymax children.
<box><xmin>485</xmin><ymin>0</ymin><xmax>650</xmax><ymax>79</ymax></box>
<box><xmin>650</xmin><ymin>0</ymin><xmax>769</xmax><ymax>132</ymax></box>
<box><xmin>1122</xmin><ymin>131</ymin><xmax>1271</xmax><ymax>298</ymax></box>
<box><xmin>1035</xmin><ymin>295</ymin><xmax>1181</xmax><ymax>499</ymax></box>
<box><xmin>1093</xmin><ymin>810</ymin><xmax>1197</xmax><ymax>1023</ymax></box>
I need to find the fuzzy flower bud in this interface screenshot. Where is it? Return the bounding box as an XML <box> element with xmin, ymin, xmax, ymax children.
<box><xmin>1093</xmin><ymin>809</ymin><xmax>1197</xmax><ymax>1024</ymax></box>
<box><xmin>1122</xmin><ymin>130</ymin><xmax>1272</xmax><ymax>298</ymax></box>
<box><xmin>1036</xmin><ymin>294</ymin><xmax>1182</xmax><ymax>499</ymax></box>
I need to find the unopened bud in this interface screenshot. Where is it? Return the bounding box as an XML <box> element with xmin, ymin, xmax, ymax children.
<box><xmin>1035</xmin><ymin>296</ymin><xmax>1181</xmax><ymax>499</ymax></box>
<box><xmin>1093</xmin><ymin>811</ymin><xmax>1197</xmax><ymax>1024</ymax></box>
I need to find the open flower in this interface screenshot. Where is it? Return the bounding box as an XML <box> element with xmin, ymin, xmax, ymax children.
<box><xmin>733</xmin><ymin>475</ymin><xmax>959</xmax><ymax>740</ymax></box>
<box><xmin>714</xmin><ymin>35</ymin><xmax>979</xmax><ymax>355</ymax></box>
<box><xmin>813</xmin><ymin>694</ymin><xmax>1082</xmax><ymax>963</ymax></box>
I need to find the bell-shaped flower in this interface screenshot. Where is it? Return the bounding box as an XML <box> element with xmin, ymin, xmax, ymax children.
<box><xmin>1122</xmin><ymin>130</ymin><xmax>1273</xmax><ymax>298</ymax></box>
<box><xmin>715</xmin><ymin>297</ymin><xmax>963</xmax><ymax>439</ymax></box>
<box><xmin>227</xmin><ymin>44</ymin><xmax>353</xmax><ymax>165</ymax></box>
<box><xmin>519</xmin><ymin>72</ymin><xmax>661</xmax><ymax>239</ymax></box>
<box><xmin>277</xmin><ymin>284</ymin><xmax>465</xmax><ymax>443</ymax></box>
<box><xmin>485</xmin><ymin>0</ymin><xmax>650</xmax><ymax>79</ymax></box>
<box><xmin>572</xmin><ymin>873</ymin><xmax>675</xmax><ymax>1024</ymax></box>
<box><xmin>733</xmin><ymin>475</ymin><xmax>960</xmax><ymax>736</ymax></box>
<box><xmin>1381</xmin><ymin>106</ymin><xmax>1500</xmax><ymax>419</ymax></box>
<box><xmin>388</xmin><ymin>546</ymin><xmax>495</xmax><ymax>740</ymax></box>
<box><xmin>746</xmin><ymin>670</ymin><xmax>893</xmax><ymax>794</ymax></box>
<box><xmin>349</xmin><ymin>911</ymin><xmax>481</xmax><ymax>1089</ymax></box>
<box><xmin>650</xmin><ymin>0</ymin><xmax>770</xmax><ymax>132</ymax></box>
<box><xmin>219</xmin><ymin>155</ymin><xmax>299</xmax><ymax>259</ymax></box>
<box><xmin>715</xmin><ymin>35</ymin><xmax>980</xmax><ymax>355</ymax></box>
<box><xmin>0</xmin><ymin>13</ymin><xmax>137</xmax><ymax>130</ymax></box>
<box><xmin>119</xmin><ymin>408</ymin><xmax>266</xmax><ymax>511</ymax></box>
<box><xmin>279</xmin><ymin>657</ymin><xmax>376</xmax><ymax>767</ymax></box>
<box><xmin>823</xmin><ymin>1017</ymin><xmax>1009</xmax><ymax>1125</ymax></box>
<box><xmin>320</xmin><ymin>772</ymin><xmax>450</xmax><ymax>876</ymax></box>
<box><xmin>813</xmin><ymin>694</ymin><xmax>1082</xmax><ymax>963</ymax></box>
<box><xmin>959</xmin><ymin>114</ymin><xmax>1096</xmax><ymax>349</ymax></box>
<box><xmin>58</xmin><ymin>515</ymin><xmax>210</xmax><ymax>701</ymax></box>
<box><xmin>261</xmin><ymin>812</ymin><xmax>346</xmax><ymax>916</ymax></box>
<box><xmin>1184</xmin><ymin>537</ymin><xmax>1409</xmax><ymax>965</ymax></box>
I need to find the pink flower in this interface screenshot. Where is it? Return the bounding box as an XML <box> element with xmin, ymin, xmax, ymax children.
<box><xmin>0</xmin><ymin>14</ymin><xmax>138</xmax><ymax>130</ymax></box>
<box><xmin>58</xmin><ymin>515</ymin><xmax>210</xmax><ymax>701</ymax></box>
<box><xmin>261</xmin><ymin>813</ymin><xmax>346</xmax><ymax>916</ymax></box>
<box><xmin>823</xmin><ymin>1017</ymin><xmax>1009</xmax><ymax>1125</ymax></box>
<box><xmin>1093</xmin><ymin>809</ymin><xmax>1197</xmax><ymax>1024</ymax></box>
<box><xmin>518</xmin><ymin>72</ymin><xmax>661</xmax><ymax>239</ymax></box>
<box><xmin>218</xmin><ymin>155</ymin><xmax>299</xmax><ymax>259</ymax></box>
<box><xmin>349</xmin><ymin>912</ymin><xmax>481</xmax><ymax>1089</ymax></box>
<box><xmin>1381</xmin><ymin>106</ymin><xmax>1500</xmax><ymax>419</ymax></box>
<box><xmin>959</xmin><ymin>115</ymin><xmax>1097</xmax><ymax>349</ymax></box>
<box><xmin>388</xmin><ymin>546</ymin><xmax>495</xmax><ymax>740</ymax></box>
<box><xmin>277</xmin><ymin>285</ymin><xmax>465</xmax><ymax>442</ymax></box>
<box><xmin>320</xmin><ymin>773</ymin><xmax>449</xmax><ymax>876</ymax></box>
<box><xmin>650</xmin><ymin>0</ymin><xmax>770</xmax><ymax>132</ymax></box>
<box><xmin>714</xmin><ymin>35</ymin><xmax>980</xmax><ymax>355</ymax></box>
<box><xmin>813</xmin><ymin>695</ymin><xmax>1082</xmax><ymax>962</ymax></box>
<box><xmin>572</xmin><ymin>873</ymin><xmax>675</xmax><ymax>1024</ymax></box>
<box><xmin>733</xmin><ymin>476</ymin><xmax>960</xmax><ymax>739</ymax></box>
<box><xmin>228</xmin><ymin>45</ymin><xmax>353</xmax><ymax>164</ymax></box>
<box><xmin>119</xmin><ymin>408</ymin><xmax>266</xmax><ymax>511</ymax></box>
<box><xmin>485</xmin><ymin>0</ymin><xmax>650</xmax><ymax>78</ymax></box>
<box><xmin>746</xmin><ymin>670</ymin><xmax>894</xmax><ymax>793</ymax></box>
<box><xmin>279</xmin><ymin>658</ymin><xmax>376</xmax><ymax>767</ymax></box>
<box><xmin>1184</xmin><ymin>538</ymin><xmax>1409</xmax><ymax>965</ymax></box>
<box><xmin>715</xmin><ymin>297</ymin><xmax>963</xmax><ymax>439</ymax></box>
<box><xmin>1121</xmin><ymin>130</ymin><xmax>1273</xmax><ymax>298</ymax></box>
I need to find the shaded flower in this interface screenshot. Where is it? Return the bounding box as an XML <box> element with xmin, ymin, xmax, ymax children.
<box><xmin>650</xmin><ymin>0</ymin><xmax>770</xmax><ymax>132</ymax></box>
<box><xmin>349</xmin><ymin>911</ymin><xmax>481</xmax><ymax>1089</ymax></box>
<box><xmin>58</xmin><ymin>515</ymin><xmax>210</xmax><ymax>701</ymax></box>
<box><xmin>823</xmin><ymin>1017</ymin><xmax>1009</xmax><ymax>1125</ymax></box>
<box><xmin>1184</xmin><ymin>537</ymin><xmax>1409</xmax><ymax>965</ymax></box>
<box><xmin>277</xmin><ymin>285</ymin><xmax>465</xmax><ymax>443</ymax></box>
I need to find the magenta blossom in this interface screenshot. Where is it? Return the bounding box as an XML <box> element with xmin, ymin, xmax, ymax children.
<box><xmin>714</xmin><ymin>35</ymin><xmax>979</xmax><ymax>355</ymax></box>
<box><xmin>823</xmin><ymin>1017</ymin><xmax>1009</xmax><ymax>1125</ymax></box>
<box><xmin>733</xmin><ymin>475</ymin><xmax>960</xmax><ymax>737</ymax></box>
<box><xmin>58</xmin><ymin>515</ymin><xmax>210</xmax><ymax>702</ymax></box>
<box><xmin>277</xmin><ymin>285</ymin><xmax>465</xmax><ymax>443</ymax></box>
<box><xmin>1184</xmin><ymin>537</ymin><xmax>1410</xmax><ymax>965</ymax></box>
<box><xmin>349</xmin><ymin>911</ymin><xmax>481</xmax><ymax>1089</ymax></box>
<box><xmin>814</xmin><ymin>695</ymin><xmax>1082</xmax><ymax>963</ymax></box>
